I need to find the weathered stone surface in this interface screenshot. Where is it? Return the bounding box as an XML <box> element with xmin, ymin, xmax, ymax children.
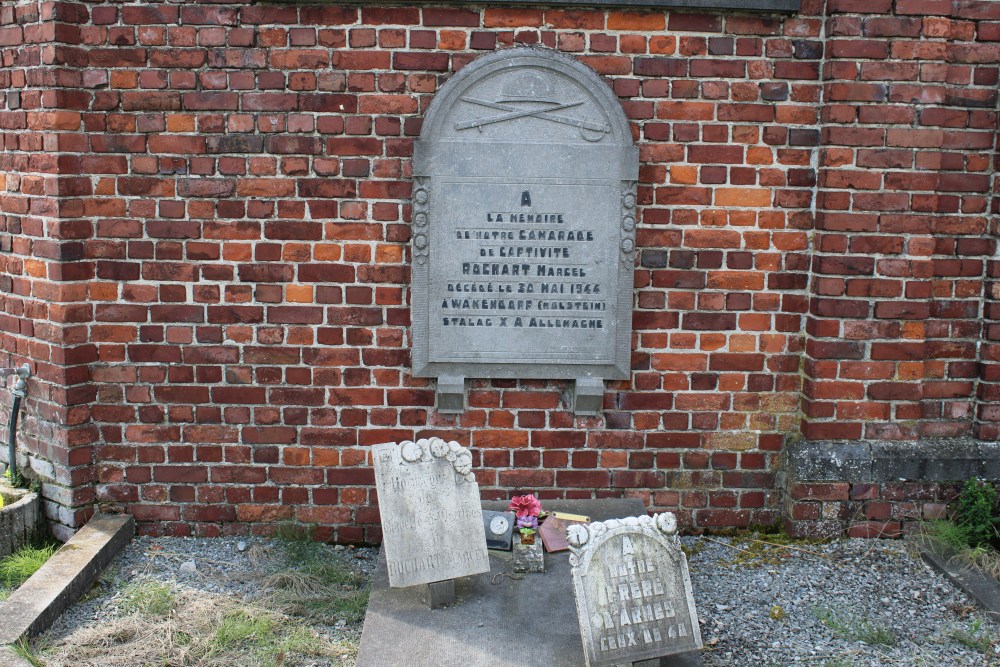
<box><xmin>411</xmin><ymin>47</ymin><xmax>638</xmax><ymax>386</ymax></box>
<box><xmin>372</xmin><ymin>438</ymin><xmax>489</xmax><ymax>588</ymax></box>
<box><xmin>568</xmin><ymin>513</ymin><xmax>702</xmax><ymax>667</ymax></box>
<box><xmin>512</xmin><ymin>533</ymin><xmax>544</xmax><ymax>573</ymax></box>
<box><xmin>0</xmin><ymin>484</ymin><xmax>41</xmax><ymax>560</ymax></box>
<box><xmin>787</xmin><ymin>437</ymin><xmax>1000</xmax><ymax>483</ymax></box>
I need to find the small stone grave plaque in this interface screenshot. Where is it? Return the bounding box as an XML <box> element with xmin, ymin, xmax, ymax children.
<box><xmin>482</xmin><ymin>509</ymin><xmax>515</xmax><ymax>550</ymax></box>
<box><xmin>568</xmin><ymin>514</ymin><xmax>702</xmax><ymax>666</ymax></box>
<box><xmin>411</xmin><ymin>47</ymin><xmax>638</xmax><ymax>414</ymax></box>
<box><xmin>372</xmin><ymin>438</ymin><xmax>490</xmax><ymax>588</ymax></box>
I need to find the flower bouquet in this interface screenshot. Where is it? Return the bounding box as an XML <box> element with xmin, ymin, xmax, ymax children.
<box><xmin>509</xmin><ymin>493</ymin><xmax>546</xmax><ymax>573</ymax></box>
<box><xmin>509</xmin><ymin>493</ymin><xmax>544</xmax><ymax>544</ymax></box>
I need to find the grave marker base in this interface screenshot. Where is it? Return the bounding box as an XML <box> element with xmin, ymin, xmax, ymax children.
<box><xmin>423</xmin><ymin>579</ymin><xmax>457</xmax><ymax>609</ymax></box>
<box><xmin>357</xmin><ymin>500</ymin><xmax>703</xmax><ymax>667</ymax></box>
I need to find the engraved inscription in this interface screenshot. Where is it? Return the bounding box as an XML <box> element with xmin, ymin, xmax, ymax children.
<box><xmin>373</xmin><ymin>439</ymin><xmax>490</xmax><ymax>588</ymax></box>
<box><xmin>411</xmin><ymin>47</ymin><xmax>638</xmax><ymax>381</ymax></box>
<box><xmin>428</xmin><ymin>181</ymin><xmax>617</xmax><ymax>363</ymax></box>
<box><xmin>569</xmin><ymin>515</ymin><xmax>702</xmax><ymax>667</ymax></box>
<box><xmin>590</xmin><ymin>536</ymin><xmax>693</xmax><ymax>656</ymax></box>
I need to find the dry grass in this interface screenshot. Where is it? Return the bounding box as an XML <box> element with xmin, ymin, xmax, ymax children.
<box><xmin>40</xmin><ymin>588</ymin><xmax>356</xmax><ymax>667</ymax></box>
<box><xmin>911</xmin><ymin>522</ymin><xmax>1000</xmax><ymax>581</ymax></box>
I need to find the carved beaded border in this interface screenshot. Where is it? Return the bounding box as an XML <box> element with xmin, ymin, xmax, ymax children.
<box><xmin>412</xmin><ymin>176</ymin><xmax>430</xmax><ymax>265</ymax></box>
<box><xmin>567</xmin><ymin>512</ymin><xmax>678</xmax><ymax>567</ymax></box>
<box><xmin>620</xmin><ymin>180</ymin><xmax>637</xmax><ymax>264</ymax></box>
<box><xmin>398</xmin><ymin>436</ymin><xmax>476</xmax><ymax>483</ymax></box>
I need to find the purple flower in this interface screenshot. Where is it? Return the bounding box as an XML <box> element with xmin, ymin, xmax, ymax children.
<box><xmin>517</xmin><ymin>515</ymin><xmax>538</xmax><ymax>530</ymax></box>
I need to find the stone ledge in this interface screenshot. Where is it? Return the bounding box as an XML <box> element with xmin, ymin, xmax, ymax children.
<box><xmin>786</xmin><ymin>437</ymin><xmax>1000</xmax><ymax>483</ymax></box>
<box><xmin>0</xmin><ymin>513</ymin><xmax>134</xmax><ymax>646</ymax></box>
<box><xmin>921</xmin><ymin>547</ymin><xmax>1000</xmax><ymax>621</ymax></box>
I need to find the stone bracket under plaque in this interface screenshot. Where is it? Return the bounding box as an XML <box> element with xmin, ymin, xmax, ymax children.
<box><xmin>422</xmin><ymin>579</ymin><xmax>456</xmax><ymax>609</ymax></box>
<box><xmin>574</xmin><ymin>377</ymin><xmax>604</xmax><ymax>416</ymax></box>
<box><xmin>436</xmin><ymin>374</ymin><xmax>465</xmax><ymax>414</ymax></box>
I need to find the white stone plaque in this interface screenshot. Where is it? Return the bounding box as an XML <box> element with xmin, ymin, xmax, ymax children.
<box><xmin>412</xmin><ymin>47</ymin><xmax>638</xmax><ymax>385</ymax></box>
<box><xmin>373</xmin><ymin>438</ymin><xmax>490</xmax><ymax>588</ymax></box>
<box><xmin>568</xmin><ymin>514</ymin><xmax>702</xmax><ymax>666</ymax></box>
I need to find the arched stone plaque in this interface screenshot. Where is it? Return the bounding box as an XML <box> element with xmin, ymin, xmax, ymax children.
<box><xmin>412</xmin><ymin>47</ymin><xmax>638</xmax><ymax>414</ymax></box>
<box><xmin>567</xmin><ymin>514</ymin><xmax>703</xmax><ymax>666</ymax></box>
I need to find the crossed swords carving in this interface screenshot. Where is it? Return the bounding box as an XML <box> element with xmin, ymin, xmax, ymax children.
<box><xmin>456</xmin><ymin>96</ymin><xmax>610</xmax><ymax>141</ymax></box>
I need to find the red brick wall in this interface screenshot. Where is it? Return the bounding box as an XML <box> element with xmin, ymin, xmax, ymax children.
<box><xmin>0</xmin><ymin>0</ymin><xmax>99</xmax><ymax>539</ymax></box>
<box><xmin>0</xmin><ymin>0</ymin><xmax>996</xmax><ymax>541</ymax></box>
<box><xmin>804</xmin><ymin>0</ymin><xmax>999</xmax><ymax>443</ymax></box>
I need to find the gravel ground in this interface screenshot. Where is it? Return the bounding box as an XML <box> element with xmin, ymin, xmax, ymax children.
<box><xmin>41</xmin><ymin>536</ymin><xmax>378</xmax><ymax>667</ymax></box>
<box><xmin>35</xmin><ymin>534</ymin><xmax>1000</xmax><ymax>666</ymax></box>
<box><xmin>689</xmin><ymin>536</ymin><xmax>998</xmax><ymax>666</ymax></box>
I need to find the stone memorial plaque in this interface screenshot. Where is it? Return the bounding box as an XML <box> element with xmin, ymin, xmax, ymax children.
<box><xmin>482</xmin><ymin>509</ymin><xmax>515</xmax><ymax>550</ymax></box>
<box><xmin>568</xmin><ymin>514</ymin><xmax>702</xmax><ymax>666</ymax></box>
<box><xmin>412</xmin><ymin>47</ymin><xmax>638</xmax><ymax>412</ymax></box>
<box><xmin>372</xmin><ymin>438</ymin><xmax>490</xmax><ymax>588</ymax></box>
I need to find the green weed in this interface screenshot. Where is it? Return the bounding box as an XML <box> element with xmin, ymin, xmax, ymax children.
<box><xmin>120</xmin><ymin>580</ymin><xmax>176</xmax><ymax>617</ymax></box>
<box><xmin>12</xmin><ymin>637</ymin><xmax>44</xmax><ymax>667</ymax></box>
<box><xmin>955</xmin><ymin>479</ymin><xmax>1000</xmax><ymax>548</ymax></box>
<box><xmin>813</xmin><ymin>607</ymin><xmax>896</xmax><ymax>647</ymax></box>
<box><xmin>725</xmin><ymin>527</ymin><xmax>827</xmax><ymax>569</ymax></box>
<box><xmin>265</xmin><ymin>531</ymin><xmax>370</xmax><ymax>626</ymax></box>
<box><xmin>949</xmin><ymin>618</ymin><xmax>995</xmax><ymax>654</ymax></box>
<box><xmin>923</xmin><ymin>518</ymin><xmax>974</xmax><ymax>553</ymax></box>
<box><xmin>680</xmin><ymin>540</ymin><xmax>705</xmax><ymax>561</ymax></box>
<box><xmin>206</xmin><ymin>608</ymin><xmax>331</xmax><ymax>664</ymax></box>
<box><xmin>0</xmin><ymin>543</ymin><xmax>56</xmax><ymax>588</ymax></box>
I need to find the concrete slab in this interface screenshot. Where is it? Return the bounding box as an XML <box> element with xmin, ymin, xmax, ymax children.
<box><xmin>357</xmin><ymin>499</ymin><xmax>703</xmax><ymax>667</ymax></box>
<box><xmin>0</xmin><ymin>513</ymin><xmax>134</xmax><ymax>645</ymax></box>
<box><xmin>921</xmin><ymin>547</ymin><xmax>1000</xmax><ymax>621</ymax></box>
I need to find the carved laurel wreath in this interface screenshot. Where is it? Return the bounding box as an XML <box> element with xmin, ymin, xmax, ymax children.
<box><xmin>567</xmin><ymin>512</ymin><xmax>678</xmax><ymax>567</ymax></box>
<box><xmin>398</xmin><ymin>436</ymin><xmax>476</xmax><ymax>483</ymax></box>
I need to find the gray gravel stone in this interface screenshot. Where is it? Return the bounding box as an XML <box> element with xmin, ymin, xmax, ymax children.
<box><xmin>688</xmin><ymin>536</ymin><xmax>999</xmax><ymax>665</ymax></box>
<box><xmin>43</xmin><ymin>536</ymin><xmax>378</xmax><ymax>667</ymax></box>
<box><xmin>40</xmin><ymin>535</ymin><xmax>999</xmax><ymax>666</ymax></box>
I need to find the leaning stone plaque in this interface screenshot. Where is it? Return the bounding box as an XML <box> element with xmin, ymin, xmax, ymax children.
<box><xmin>372</xmin><ymin>438</ymin><xmax>490</xmax><ymax>588</ymax></box>
<box><xmin>568</xmin><ymin>514</ymin><xmax>702</xmax><ymax>666</ymax></box>
<box><xmin>412</xmin><ymin>47</ymin><xmax>639</xmax><ymax>415</ymax></box>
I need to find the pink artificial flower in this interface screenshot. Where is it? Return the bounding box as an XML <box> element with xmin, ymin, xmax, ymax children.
<box><xmin>508</xmin><ymin>493</ymin><xmax>542</xmax><ymax>518</ymax></box>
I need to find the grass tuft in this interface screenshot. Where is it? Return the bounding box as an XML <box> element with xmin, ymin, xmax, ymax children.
<box><xmin>0</xmin><ymin>543</ymin><xmax>57</xmax><ymax>588</ymax></box>
<box><xmin>813</xmin><ymin>607</ymin><xmax>896</xmax><ymax>647</ymax></box>
<box><xmin>916</xmin><ymin>520</ymin><xmax>1000</xmax><ymax>581</ymax></box>
<box><xmin>41</xmin><ymin>590</ymin><xmax>356</xmax><ymax>667</ymax></box>
<box><xmin>948</xmin><ymin>618</ymin><xmax>995</xmax><ymax>654</ymax></box>
<box><xmin>263</xmin><ymin>535</ymin><xmax>371</xmax><ymax>625</ymax></box>
<box><xmin>120</xmin><ymin>580</ymin><xmax>176</xmax><ymax>617</ymax></box>
<box><xmin>12</xmin><ymin>637</ymin><xmax>44</xmax><ymax>667</ymax></box>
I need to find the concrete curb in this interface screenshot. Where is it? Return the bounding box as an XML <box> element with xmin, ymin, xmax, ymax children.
<box><xmin>0</xmin><ymin>513</ymin><xmax>134</xmax><ymax>648</ymax></box>
<box><xmin>921</xmin><ymin>547</ymin><xmax>1000</xmax><ymax>620</ymax></box>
